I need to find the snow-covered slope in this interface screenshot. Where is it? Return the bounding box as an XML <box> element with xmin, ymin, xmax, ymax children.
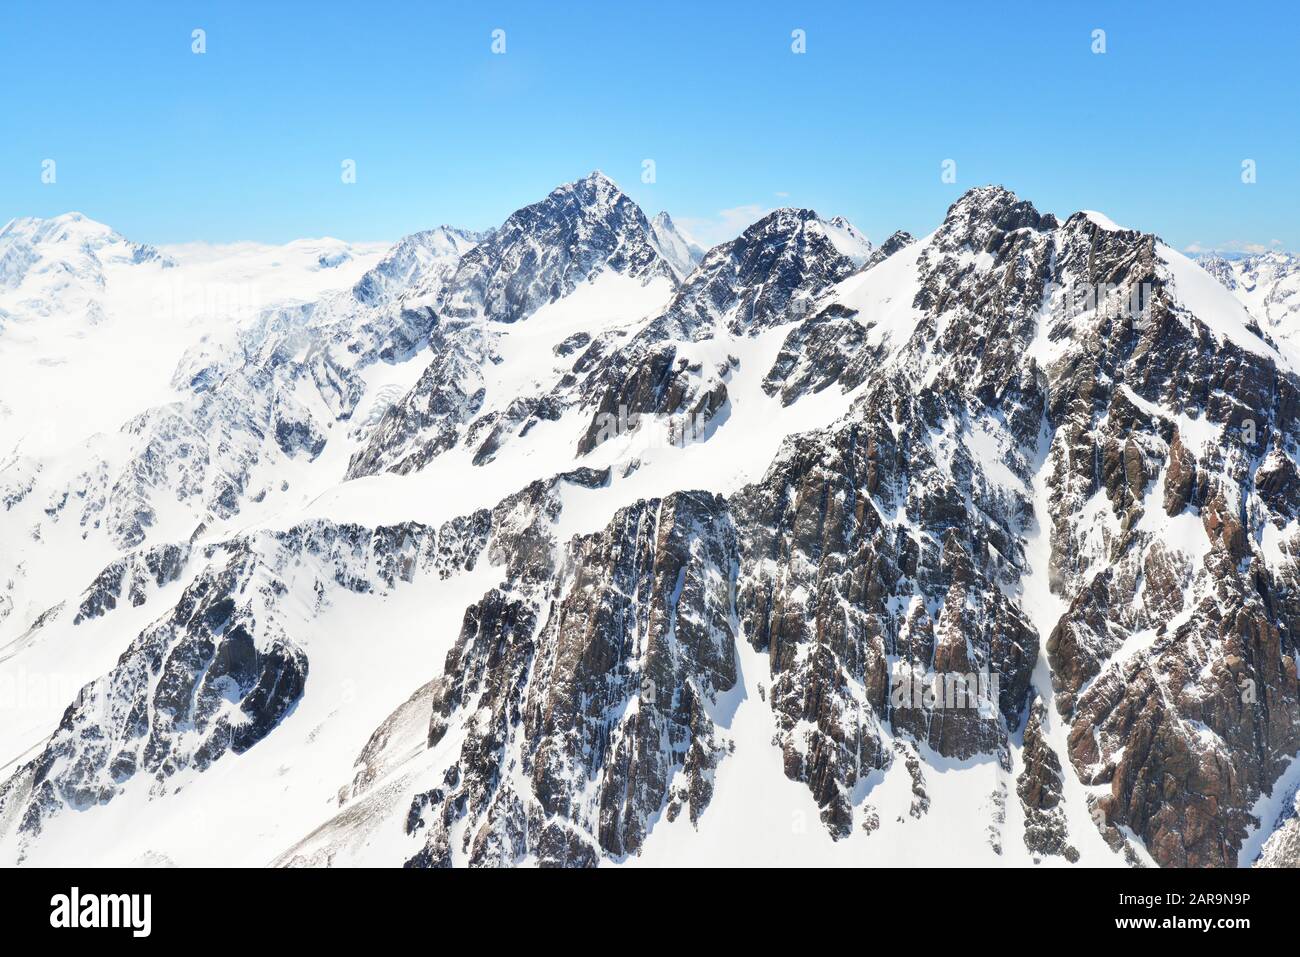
<box><xmin>821</xmin><ymin>214</ymin><xmax>873</xmax><ymax>266</ymax></box>
<box><xmin>0</xmin><ymin>215</ymin><xmax>389</xmax><ymax>461</ymax></box>
<box><xmin>648</xmin><ymin>211</ymin><xmax>705</xmax><ymax>280</ymax></box>
<box><xmin>1198</xmin><ymin>251</ymin><xmax>1300</xmax><ymax>349</ymax></box>
<box><xmin>3</xmin><ymin>178</ymin><xmax>1299</xmax><ymax>870</ymax></box>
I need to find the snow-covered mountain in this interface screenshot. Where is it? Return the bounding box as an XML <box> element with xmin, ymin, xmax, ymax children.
<box><xmin>2</xmin><ymin>174</ymin><xmax>1299</xmax><ymax>870</ymax></box>
<box><xmin>1198</xmin><ymin>251</ymin><xmax>1300</xmax><ymax>349</ymax></box>
<box><xmin>822</xmin><ymin>214</ymin><xmax>874</xmax><ymax>266</ymax></box>
<box><xmin>648</xmin><ymin>211</ymin><xmax>705</xmax><ymax>279</ymax></box>
<box><xmin>0</xmin><ymin>212</ymin><xmax>172</xmax><ymax>346</ymax></box>
<box><xmin>0</xmin><ymin>215</ymin><xmax>390</xmax><ymax>463</ymax></box>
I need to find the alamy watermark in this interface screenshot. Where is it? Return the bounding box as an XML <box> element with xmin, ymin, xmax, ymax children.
<box><xmin>50</xmin><ymin>887</ymin><xmax>151</xmax><ymax>937</ymax></box>
<box><xmin>591</xmin><ymin>404</ymin><xmax>711</xmax><ymax>452</ymax></box>
<box><xmin>890</xmin><ymin>662</ymin><xmax>999</xmax><ymax>717</ymax></box>
<box><xmin>0</xmin><ymin>668</ymin><xmax>118</xmax><ymax>724</ymax></box>
<box><xmin>1042</xmin><ymin>280</ymin><xmax>1155</xmax><ymax>325</ymax></box>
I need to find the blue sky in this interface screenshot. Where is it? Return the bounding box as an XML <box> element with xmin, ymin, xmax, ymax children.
<box><xmin>1</xmin><ymin>1</ymin><xmax>1296</xmax><ymax>251</ymax></box>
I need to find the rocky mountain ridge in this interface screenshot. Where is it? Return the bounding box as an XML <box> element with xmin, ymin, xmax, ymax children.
<box><xmin>2</xmin><ymin>175</ymin><xmax>1298</xmax><ymax>868</ymax></box>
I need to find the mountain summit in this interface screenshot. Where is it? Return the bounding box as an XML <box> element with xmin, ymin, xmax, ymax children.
<box><xmin>3</xmin><ymin>180</ymin><xmax>1299</xmax><ymax>871</ymax></box>
<box><xmin>436</xmin><ymin>170</ymin><xmax>677</xmax><ymax>323</ymax></box>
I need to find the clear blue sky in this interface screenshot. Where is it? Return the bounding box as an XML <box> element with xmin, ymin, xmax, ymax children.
<box><xmin>1</xmin><ymin>1</ymin><xmax>1295</xmax><ymax>252</ymax></box>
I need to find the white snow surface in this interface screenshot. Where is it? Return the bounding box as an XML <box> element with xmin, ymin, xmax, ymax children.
<box><xmin>2</xmin><ymin>196</ymin><xmax>1295</xmax><ymax>869</ymax></box>
<box><xmin>0</xmin><ymin>214</ymin><xmax>388</xmax><ymax>459</ymax></box>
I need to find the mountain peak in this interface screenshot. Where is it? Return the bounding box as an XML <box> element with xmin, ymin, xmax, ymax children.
<box><xmin>548</xmin><ymin>169</ymin><xmax>625</xmax><ymax>207</ymax></box>
<box><xmin>649</xmin><ymin>211</ymin><xmax>704</xmax><ymax>279</ymax></box>
<box><xmin>934</xmin><ymin>185</ymin><xmax>1053</xmax><ymax>253</ymax></box>
<box><xmin>350</xmin><ymin>225</ymin><xmax>482</xmax><ymax>306</ymax></box>
<box><xmin>0</xmin><ymin>211</ymin><xmax>175</xmax><ymax>291</ymax></box>
<box><xmin>820</xmin><ymin>214</ymin><xmax>873</xmax><ymax>266</ymax></box>
<box><xmin>649</xmin><ymin>205</ymin><xmax>860</xmax><ymax>336</ymax></box>
<box><xmin>0</xmin><ymin>210</ymin><xmax>119</xmax><ymax>247</ymax></box>
<box><xmin>651</xmin><ymin>210</ymin><xmax>678</xmax><ymax>230</ymax></box>
<box><xmin>945</xmin><ymin>185</ymin><xmax>1042</xmax><ymax>223</ymax></box>
<box><xmin>435</xmin><ymin>172</ymin><xmax>675</xmax><ymax>323</ymax></box>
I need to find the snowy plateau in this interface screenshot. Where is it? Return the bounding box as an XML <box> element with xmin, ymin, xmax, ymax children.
<box><xmin>2</xmin><ymin>172</ymin><xmax>1300</xmax><ymax>868</ymax></box>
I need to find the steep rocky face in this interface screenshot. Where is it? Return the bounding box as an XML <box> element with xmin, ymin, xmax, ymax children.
<box><xmin>1021</xmin><ymin>216</ymin><xmax>1300</xmax><ymax>866</ymax></box>
<box><xmin>859</xmin><ymin>230</ymin><xmax>914</xmax><ymax>272</ymax></box>
<box><xmin>729</xmin><ymin>188</ymin><xmax>1051</xmax><ymax>833</ymax></box>
<box><xmin>344</xmin><ymin>317</ymin><xmax>492</xmax><ymax>478</ymax></box>
<box><xmin>570</xmin><ymin>208</ymin><xmax>860</xmax><ymax>457</ymax></box>
<box><xmin>761</xmin><ymin>303</ymin><xmax>873</xmax><ymax>405</ymax></box>
<box><xmin>733</xmin><ymin>412</ymin><xmax>1040</xmax><ymax>835</ymax></box>
<box><xmin>3</xmin><ymin>511</ymin><xmax>492</xmax><ymax>847</ymax></box>
<box><xmin>7</xmin><ymin>176</ymin><xmax>1300</xmax><ymax>870</ymax></box>
<box><xmin>73</xmin><ymin>542</ymin><xmax>191</xmax><ymax>624</ymax></box>
<box><xmin>1017</xmin><ymin>697</ymin><xmax>1079</xmax><ymax>861</ymax></box>
<box><xmin>856</xmin><ymin>187</ymin><xmax>1300</xmax><ymax>868</ymax></box>
<box><xmin>437</xmin><ymin>171</ymin><xmax>676</xmax><ymax>325</ymax></box>
<box><xmin>659</xmin><ymin>207</ymin><xmax>860</xmax><ymax>339</ymax></box>
<box><xmin>408</xmin><ymin>489</ymin><xmax>738</xmax><ymax>866</ymax></box>
<box><xmin>345</xmin><ymin>173</ymin><xmax>682</xmax><ymax>479</ymax></box>
<box><xmin>12</xmin><ymin>542</ymin><xmax>310</xmax><ymax>838</ymax></box>
<box><xmin>649</xmin><ymin>211</ymin><xmax>704</xmax><ymax>280</ymax></box>
<box><xmin>399</xmin><ymin>191</ymin><xmax>1062</xmax><ymax>855</ymax></box>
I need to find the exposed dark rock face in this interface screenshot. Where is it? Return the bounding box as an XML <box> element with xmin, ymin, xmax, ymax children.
<box><xmin>731</xmin><ymin>411</ymin><xmax>1036</xmax><ymax>834</ymax></box>
<box><xmin>762</xmin><ymin>303</ymin><xmax>871</xmax><ymax>405</ymax></box>
<box><xmin>404</xmin><ymin>185</ymin><xmax>1300</xmax><ymax>866</ymax></box>
<box><xmin>273</xmin><ymin>405</ymin><xmax>327</xmax><ymax>459</ymax></box>
<box><xmin>571</xmin><ymin>208</ymin><xmax>859</xmax><ymax>456</ymax></box>
<box><xmin>573</xmin><ymin>345</ymin><xmax>731</xmax><ymax>456</ymax></box>
<box><xmin>722</xmin><ymin>188</ymin><xmax>1057</xmax><ymax>836</ymax></box>
<box><xmin>858</xmin><ymin>230</ymin><xmax>914</xmax><ymax>273</ymax></box>
<box><xmin>436</xmin><ymin>171</ymin><xmax>676</xmax><ymax>325</ymax></box>
<box><xmin>1022</xmin><ymin>209</ymin><xmax>1300</xmax><ymax>866</ymax></box>
<box><xmin>409</xmin><ymin>490</ymin><xmax>739</xmax><ymax>866</ymax></box>
<box><xmin>666</xmin><ymin>207</ymin><xmax>859</xmax><ymax>338</ymax></box>
<box><xmin>1017</xmin><ymin>697</ymin><xmax>1079</xmax><ymax>862</ymax></box>
<box><xmin>9</xmin><ymin>511</ymin><xmax>492</xmax><ymax>842</ymax></box>
<box><xmin>898</xmin><ymin>743</ymin><xmax>931</xmax><ymax>820</ymax></box>
<box><xmin>20</xmin><ymin>543</ymin><xmax>309</xmax><ymax>836</ymax></box>
<box><xmin>9</xmin><ymin>178</ymin><xmax>1300</xmax><ymax>870</ymax></box>
<box><xmin>345</xmin><ymin>317</ymin><xmax>490</xmax><ymax>478</ymax></box>
<box><xmin>346</xmin><ymin>172</ymin><xmax>680</xmax><ymax>478</ymax></box>
<box><xmin>74</xmin><ymin>542</ymin><xmax>191</xmax><ymax>623</ymax></box>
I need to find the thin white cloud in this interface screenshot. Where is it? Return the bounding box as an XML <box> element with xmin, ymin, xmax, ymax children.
<box><xmin>1183</xmin><ymin>239</ymin><xmax>1285</xmax><ymax>255</ymax></box>
<box><xmin>676</xmin><ymin>204</ymin><xmax>772</xmax><ymax>249</ymax></box>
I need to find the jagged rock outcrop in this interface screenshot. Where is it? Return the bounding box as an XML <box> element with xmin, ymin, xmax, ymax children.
<box><xmin>73</xmin><ymin>542</ymin><xmax>191</xmax><ymax>623</ymax></box>
<box><xmin>858</xmin><ymin>229</ymin><xmax>914</xmax><ymax>272</ymax></box>
<box><xmin>7</xmin><ymin>510</ymin><xmax>492</xmax><ymax>844</ymax></box>
<box><xmin>572</xmin><ymin>208</ymin><xmax>860</xmax><ymax>456</ymax></box>
<box><xmin>1254</xmin><ymin>785</ymin><xmax>1300</xmax><ymax>867</ymax></box>
<box><xmin>409</xmin><ymin>489</ymin><xmax>738</xmax><ymax>866</ymax></box>
<box><xmin>438</xmin><ymin>171</ymin><xmax>676</xmax><ymax>324</ymax></box>
<box><xmin>1017</xmin><ymin>697</ymin><xmax>1079</xmax><ymax>862</ymax></box>
<box><xmin>7</xmin><ymin>176</ymin><xmax>1300</xmax><ymax>871</ymax></box>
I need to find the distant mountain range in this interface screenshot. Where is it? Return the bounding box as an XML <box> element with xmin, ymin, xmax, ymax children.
<box><xmin>2</xmin><ymin>173</ymin><xmax>1298</xmax><ymax>868</ymax></box>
